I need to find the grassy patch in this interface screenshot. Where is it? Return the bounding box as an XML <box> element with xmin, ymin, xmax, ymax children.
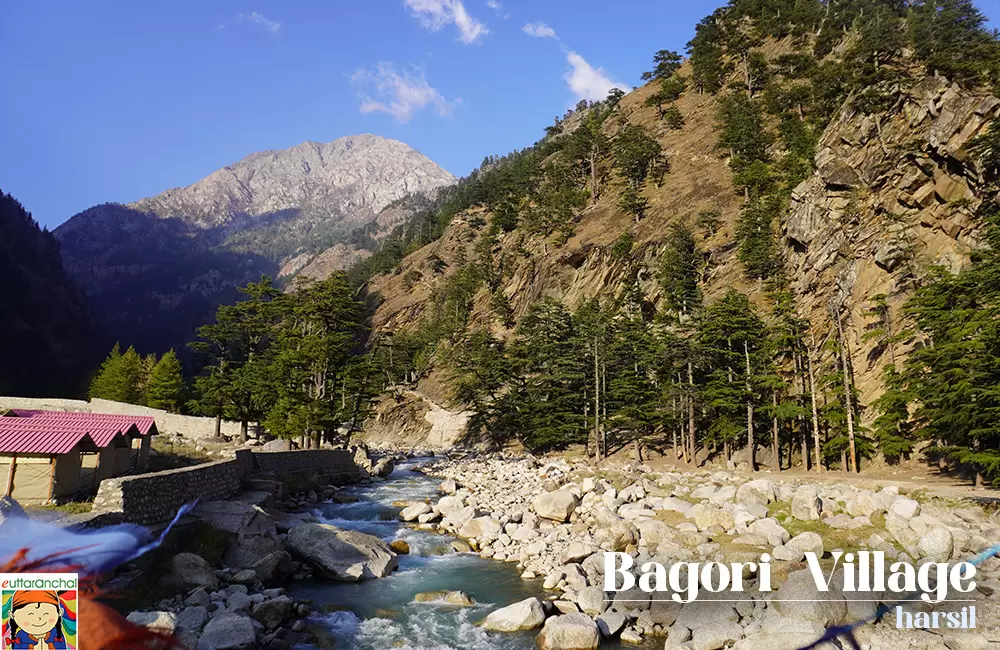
<box><xmin>147</xmin><ymin>438</ymin><xmax>215</xmax><ymax>472</ymax></box>
<box><xmin>36</xmin><ymin>500</ymin><xmax>94</xmax><ymax>515</ymax></box>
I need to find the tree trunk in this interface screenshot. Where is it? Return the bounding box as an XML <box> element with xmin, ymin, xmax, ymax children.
<box><xmin>214</xmin><ymin>413</ymin><xmax>222</xmax><ymax>438</ymax></box>
<box><xmin>834</xmin><ymin>310</ymin><xmax>858</xmax><ymax>473</ymax></box>
<box><xmin>744</xmin><ymin>341</ymin><xmax>755</xmax><ymax>471</ymax></box>
<box><xmin>772</xmin><ymin>392</ymin><xmax>780</xmax><ymax>472</ymax></box>
<box><xmin>841</xmin><ymin>449</ymin><xmax>848</xmax><ymax>473</ymax></box>
<box><xmin>594</xmin><ymin>337</ymin><xmax>601</xmax><ymax>462</ymax></box>
<box><xmin>590</xmin><ymin>152</ymin><xmax>599</xmax><ymax>204</ymax></box>
<box><xmin>633</xmin><ymin>438</ymin><xmax>642</xmax><ymax>462</ymax></box>
<box><xmin>688</xmin><ymin>361</ymin><xmax>696</xmax><ymax>466</ymax></box>
<box><xmin>808</xmin><ymin>332</ymin><xmax>823</xmax><ymax>472</ymax></box>
<box><xmin>240</xmin><ymin>420</ymin><xmax>248</xmax><ymax>443</ymax></box>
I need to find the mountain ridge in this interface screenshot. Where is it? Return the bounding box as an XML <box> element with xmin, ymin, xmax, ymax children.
<box><xmin>55</xmin><ymin>133</ymin><xmax>455</xmax><ymax>354</ymax></box>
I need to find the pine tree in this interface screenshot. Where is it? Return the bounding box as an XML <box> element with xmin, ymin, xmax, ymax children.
<box><xmin>698</xmin><ymin>289</ymin><xmax>768</xmax><ymax>469</ymax></box>
<box><xmin>736</xmin><ymin>195</ymin><xmax>784</xmax><ymax>282</ymax></box>
<box><xmin>658</xmin><ymin>224</ymin><xmax>702</xmax><ymax>322</ymax></box>
<box><xmin>145</xmin><ymin>350</ymin><xmax>186</xmax><ymax>412</ymax></box>
<box><xmin>716</xmin><ymin>93</ymin><xmax>772</xmax><ymax>169</ymax></box>
<box><xmin>509</xmin><ymin>299</ymin><xmax>587</xmax><ymax>451</ymax></box>
<box><xmin>89</xmin><ymin>343</ymin><xmax>144</xmax><ymax>404</ymax></box>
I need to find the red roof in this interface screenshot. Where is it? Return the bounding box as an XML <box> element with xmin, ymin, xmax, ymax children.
<box><xmin>0</xmin><ymin>411</ymin><xmax>157</xmax><ymax>455</ymax></box>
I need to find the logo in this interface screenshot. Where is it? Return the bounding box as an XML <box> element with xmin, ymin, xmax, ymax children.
<box><xmin>1</xmin><ymin>574</ymin><xmax>78</xmax><ymax>649</ymax></box>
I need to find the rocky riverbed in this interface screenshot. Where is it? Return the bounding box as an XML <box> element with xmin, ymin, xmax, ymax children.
<box><xmin>121</xmin><ymin>448</ymin><xmax>1000</xmax><ymax>650</ymax></box>
<box><xmin>402</xmin><ymin>453</ymin><xmax>1000</xmax><ymax>650</ymax></box>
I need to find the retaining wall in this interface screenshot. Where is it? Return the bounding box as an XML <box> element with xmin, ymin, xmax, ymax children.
<box><xmin>0</xmin><ymin>396</ymin><xmax>242</xmax><ymax>440</ymax></box>
<box><xmin>88</xmin><ymin>449</ymin><xmax>359</xmax><ymax>526</ymax></box>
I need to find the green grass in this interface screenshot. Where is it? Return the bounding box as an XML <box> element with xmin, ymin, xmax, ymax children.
<box><xmin>147</xmin><ymin>438</ymin><xmax>215</xmax><ymax>472</ymax></box>
<box><xmin>36</xmin><ymin>500</ymin><xmax>94</xmax><ymax>515</ymax></box>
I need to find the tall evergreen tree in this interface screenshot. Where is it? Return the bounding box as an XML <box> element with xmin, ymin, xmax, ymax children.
<box><xmin>145</xmin><ymin>349</ymin><xmax>186</xmax><ymax>413</ymax></box>
<box><xmin>89</xmin><ymin>344</ymin><xmax>144</xmax><ymax>405</ymax></box>
<box><xmin>698</xmin><ymin>289</ymin><xmax>768</xmax><ymax>468</ymax></box>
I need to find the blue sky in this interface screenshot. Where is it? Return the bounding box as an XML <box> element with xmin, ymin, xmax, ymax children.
<box><xmin>1</xmin><ymin>1</ymin><xmax>997</xmax><ymax>229</ymax></box>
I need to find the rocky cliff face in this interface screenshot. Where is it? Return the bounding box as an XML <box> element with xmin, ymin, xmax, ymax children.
<box><xmin>366</xmin><ymin>74</ymin><xmax>998</xmax><ymax>424</ymax></box>
<box><xmin>0</xmin><ymin>191</ymin><xmax>98</xmax><ymax>396</ymax></box>
<box><xmin>55</xmin><ymin>135</ymin><xmax>454</xmax><ymax>353</ymax></box>
<box><xmin>783</xmin><ymin>76</ymin><xmax>999</xmax><ymax>399</ymax></box>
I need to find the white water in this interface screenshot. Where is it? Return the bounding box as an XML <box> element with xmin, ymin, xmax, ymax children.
<box><xmin>290</xmin><ymin>460</ymin><xmax>652</xmax><ymax>649</ymax></box>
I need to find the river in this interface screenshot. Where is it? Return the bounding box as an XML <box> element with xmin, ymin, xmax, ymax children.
<box><xmin>290</xmin><ymin>460</ymin><xmax>656</xmax><ymax>650</ymax></box>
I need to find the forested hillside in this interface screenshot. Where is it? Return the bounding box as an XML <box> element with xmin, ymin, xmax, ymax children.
<box><xmin>0</xmin><ymin>191</ymin><xmax>98</xmax><ymax>396</ymax></box>
<box><xmin>351</xmin><ymin>0</ymin><xmax>1000</xmax><ymax>482</ymax></box>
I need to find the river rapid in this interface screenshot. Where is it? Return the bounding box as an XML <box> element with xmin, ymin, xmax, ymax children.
<box><xmin>291</xmin><ymin>460</ymin><xmax>654</xmax><ymax>650</ymax></box>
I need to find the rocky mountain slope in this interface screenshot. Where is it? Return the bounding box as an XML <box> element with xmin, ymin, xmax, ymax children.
<box><xmin>55</xmin><ymin>135</ymin><xmax>454</xmax><ymax>353</ymax></box>
<box><xmin>362</xmin><ymin>67</ymin><xmax>998</xmax><ymax>442</ymax></box>
<box><xmin>0</xmin><ymin>191</ymin><xmax>98</xmax><ymax>396</ymax></box>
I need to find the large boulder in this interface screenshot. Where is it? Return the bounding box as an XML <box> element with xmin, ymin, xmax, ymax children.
<box><xmin>459</xmin><ymin>516</ymin><xmax>502</xmax><ymax>542</ymax></box>
<box><xmin>372</xmin><ymin>456</ymin><xmax>395</xmax><ymax>477</ymax></box>
<box><xmin>400</xmin><ymin>502</ymin><xmax>432</xmax><ymax>522</ymax></box>
<box><xmin>533</xmin><ymin>490</ymin><xmax>579</xmax><ymax>522</ymax></box>
<box><xmin>0</xmin><ymin>496</ymin><xmax>27</xmax><ymax>523</ymax></box>
<box><xmin>251</xmin><ymin>596</ymin><xmax>293</xmax><ymax>630</ymax></box>
<box><xmin>194</xmin><ymin>501</ymin><xmax>276</xmax><ymax>537</ymax></box>
<box><xmin>736</xmin><ymin>479</ymin><xmax>776</xmax><ymax>508</ymax></box>
<box><xmin>285</xmin><ymin>523</ymin><xmax>397</xmax><ymax>581</ymax></box>
<box><xmin>481</xmin><ymin>597</ymin><xmax>546</xmax><ymax>632</ymax></box>
<box><xmin>166</xmin><ymin>553</ymin><xmax>219</xmax><ymax>590</ymax></box>
<box><xmin>791</xmin><ymin>485</ymin><xmax>822</xmax><ymax>521</ymax></box>
<box><xmin>536</xmin><ymin>613</ymin><xmax>600</xmax><ymax>650</ymax></box>
<box><xmin>195</xmin><ymin>613</ymin><xmax>256</xmax><ymax>649</ymax></box>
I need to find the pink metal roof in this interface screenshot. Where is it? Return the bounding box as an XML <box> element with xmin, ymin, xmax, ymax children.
<box><xmin>0</xmin><ymin>411</ymin><xmax>157</xmax><ymax>455</ymax></box>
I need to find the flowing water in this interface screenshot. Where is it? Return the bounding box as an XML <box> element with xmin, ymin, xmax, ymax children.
<box><xmin>291</xmin><ymin>460</ymin><xmax>656</xmax><ymax>650</ymax></box>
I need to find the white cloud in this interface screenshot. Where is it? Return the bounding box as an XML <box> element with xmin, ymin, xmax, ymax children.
<box><xmin>486</xmin><ymin>0</ymin><xmax>502</xmax><ymax>11</ymax></box>
<box><xmin>238</xmin><ymin>11</ymin><xmax>281</xmax><ymax>34</ymax></box>
<box><xmin>403</xmin><ymin>0</ymin><xmax>488</xmax><ymax>44</ymax></box>
<box><xmin>565</xmin><ymin>51</ymin><xmax>628</xmax><ymax>103</ymax></box>
<box><xmin>351</xmin><ymin>63</ymin><xmax>459</xmax><ymax>123</ymax></box>
<box><xmin>522</xmin><ymin>21</ymin><xmax>557</xmax><ymax>39</ymax></box>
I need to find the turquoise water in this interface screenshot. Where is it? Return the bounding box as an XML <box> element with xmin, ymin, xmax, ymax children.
<box><xmin>291</xmin><ymin>461</ymin><xmax>657</xmax><ymax>650</ymax></box>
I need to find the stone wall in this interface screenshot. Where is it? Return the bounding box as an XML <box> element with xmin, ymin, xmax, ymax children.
<box><xmin>91</xmin><ymin>459</ymin><xmax>244</xmax><ymax>526</ymax></box>
<box><xmin>0</xmin><ymin>396</ymin><xmax>243</xmax><ymax>440</ymax></box>
<box><xmin>252</xmin><ymin>449</ymin><xmax>360</xmax><ymax>485</ymax></box>
<box><xmin>89</xmin><ymin>449</ymin><xmax>359</xmax><ymax>526</ymax></box>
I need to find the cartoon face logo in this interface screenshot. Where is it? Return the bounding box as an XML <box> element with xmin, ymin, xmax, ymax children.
<box><xmin>5</xmin><ymin>590</ymin><xmax>71</xmax><ymax>649</ymax></box>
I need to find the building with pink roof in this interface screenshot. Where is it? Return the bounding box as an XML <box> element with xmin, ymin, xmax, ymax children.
<box><xmin>0</xmin><ymin>410</ymin><xmax>157</xmax><ymax>504</ymax></box>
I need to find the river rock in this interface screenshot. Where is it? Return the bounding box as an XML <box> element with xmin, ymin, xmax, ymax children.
<box><xmin>596</xmin><ymin>609</ymin><xmax>626</xmax><ymax>637</ymax></box>
<box><xmin>773</xmin><ymin>569</ymin><xmax>848</xmax><ymax>626</ymax></box>
<box><xmin>576</xmin><ymin>586</ymin><xmax>608</xmax><ymax>616</ymax></box>
<box><xmin>536</xmin><ymin>613</ymin><xmax>600</xmax><ymax>650</ymax></box>
<box><xmin>126</xmin><ymin>611</ymin><xmax>176</xmax><ymax>633</ymax></box>
<box><xmin>561</xmin><ymin>541</ymin><xmax>598</xmax><ymax>564</ymax></box>
<box><xmin>440</xmin><ymin>478</ymin><xmax>459</xmax><ymax>494</ymax></box>
<box><xmin>285</xmin><ymin>523</ymin><xmax>397</xmax><ymax>580</ymax></box>
<box><xmin>918</xmin><ymin>526</ymin><xmax>954</xmax><ymax>561</ymax></box>
<box><xmin>533</xmin><ymin>489</ymin><xmax>579</xmax><ymax>522</ymax></box>
<box><xmin>168</xmin><ymin>553</ymin><xmax>219</xmax><ymax>590</ymax></box>
<box><xmin>175</xmin><ymin>606</ymin><xmax>208</xmax><ymax>648</ymax></box>
<box><xmin>195</xmin><ymin>613</ymin><xmax>256</xmax><ymax>650</ymax></box>
<box><xmin>251</xmin><ymin>595</ymin><xmax>293</xmax><ymax>629</ymax></box>
<box><xmin>401</xmin><ymin>502</ymin><xmax>432</xmax><ymax>521</ymax></box>
<box><xmin>0</xmin><ymin>496</ymin><xmax>26</xmax><ymax>523</ymax></box>
<box><xmin>482</xmin><ymin>597</ymin><xmax>546</xmax><ymax>632</ymax></box>
<box><xmin>389</xmin><ymin>539</ymin><xmax>411</xmax><ymax>554</ymax></box>
<box><xmin>194</xmin><ymin>501</ymin><xmax>276</xmax><ymax>536</ymax></box>
<box><xmin>459</xmin><ymin>516</ymin><xmax>502</xmax><ymax>542</ymax></box>
<box><xmin>791</xmin><ymin>485</ymin><xmax>822</xmax><ymax>521</ymax></box>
